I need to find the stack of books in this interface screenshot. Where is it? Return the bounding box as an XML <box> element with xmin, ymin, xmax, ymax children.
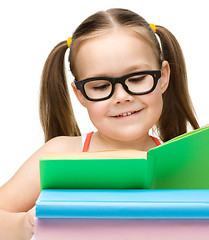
<box><xmin>34</xmin><ymin>126</ymin><xmax>209</xmax><ymax>240</ymax></box>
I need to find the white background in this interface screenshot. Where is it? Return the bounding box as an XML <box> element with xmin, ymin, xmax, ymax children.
<box><xmin>0</xmin><ymin>0</ymin><xmax>208</xmax><ymax>186</ymax></box>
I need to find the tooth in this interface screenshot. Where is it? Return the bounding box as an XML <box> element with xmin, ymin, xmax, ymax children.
<box><xmin>117</xmin><ymin>111</ymin><xmax>135</xmax><ymax>117</ymax></box>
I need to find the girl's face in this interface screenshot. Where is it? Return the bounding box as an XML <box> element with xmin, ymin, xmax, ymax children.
<box><xmin>72</xmin><ymin>29</ymin><xmax>170</xmax><ymax>143</ymax></box>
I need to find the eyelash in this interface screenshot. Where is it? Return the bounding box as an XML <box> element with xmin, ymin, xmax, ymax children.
<box><xmin>128</xmin><ymin>76</ymin><xmax>146</xmax><ymax>82</ymax></box>
<box><xmin>93</xmin><ymin>84</ymin><xmax>110</xmax><ymax>90</ymax></box>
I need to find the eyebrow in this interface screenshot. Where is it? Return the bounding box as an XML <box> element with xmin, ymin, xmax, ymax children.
<box><xmin>83</xmin><ymin>64</ymin><xmax>153</xmax><ymax>79</ymax></box>
<box><xmin>124</xmin><ymin>64</ymin><xmax>153</xmax><ymax>73</ymax></box>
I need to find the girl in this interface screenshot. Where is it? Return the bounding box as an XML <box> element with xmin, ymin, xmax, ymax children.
<box><xmin>0</xmin><ymin>8</ymin><xmax>199</xmax><ymax>240</ymax></box>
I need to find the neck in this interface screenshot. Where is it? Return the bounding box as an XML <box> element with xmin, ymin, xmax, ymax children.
<box><xmin>89</xmin><ymin>131</ymin><xmax>156</xmax><ymax>152</ymax></box>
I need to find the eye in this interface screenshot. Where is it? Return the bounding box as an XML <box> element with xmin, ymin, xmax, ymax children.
<box><xmin>93</xmin><ymin>83</ymin><xmax>110</xmax><ymax>90</ymax></box>
<box><xmin>127</xmin><ymin>75</ymin><xmax>147</xmax><ymax>83</ymax></box>
<box><xmin>85</xmin><ymin>80</ymin><xmax>111</xmax><ymax>94</ymax></box>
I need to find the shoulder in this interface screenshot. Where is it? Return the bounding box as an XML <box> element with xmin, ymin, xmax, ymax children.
<box><xmin>0</xmin><ymin>135</ymin><xmax>83</xmax><ymax>212</ymax></box>
<box><xmin>44</xmin><ymin>135</ymin><xmax>82</xmax><ymax>153</ymax></box>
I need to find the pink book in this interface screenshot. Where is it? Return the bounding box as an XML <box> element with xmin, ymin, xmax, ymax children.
<box><xmin>34</xmin><ymin>218</ymin><xmax>209</xmax><ymax>240</ymax></box>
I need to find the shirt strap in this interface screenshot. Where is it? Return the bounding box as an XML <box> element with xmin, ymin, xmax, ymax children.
<box><xmin>82</xmin><ymin>131</ymin><xmax>94</xmax><ymax>152</ymax></box>
<box><xmin>151</xmin><ymin>136</ymin><xmax>162</xmax><ymax>146</ymax></box>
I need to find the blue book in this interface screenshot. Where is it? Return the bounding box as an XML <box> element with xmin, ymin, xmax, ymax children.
<box><xmin>36</xmin><ymin>189</ymin><xmax>209</xmax><ymax>219</ymax></box>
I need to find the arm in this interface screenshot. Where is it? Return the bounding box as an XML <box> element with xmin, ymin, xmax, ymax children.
<box><xmin>0</xmin><ymin>147</ymin><xmax>42</xmax><ymax>240</ymax></box>
<box><xmin>0</xmin><ymin>209</ymin><xmax>33</xmax><ymax>240</ymax></box>
<box><xmin>0</xmin><ymin>136</ymin><xmax>81</xmax><ymax>240</ymax></box>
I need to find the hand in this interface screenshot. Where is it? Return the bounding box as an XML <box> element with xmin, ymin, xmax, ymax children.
<box><xmin>23</xmin><ymin>207</ymin><xmax>35</xmax><ymax>240</ymax></box>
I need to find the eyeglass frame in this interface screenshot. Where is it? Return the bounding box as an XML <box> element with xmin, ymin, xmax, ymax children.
<box><xmin>74</xmin><ymin>70</ymin><xmax>161</xmax><ymax>101</ymax></box>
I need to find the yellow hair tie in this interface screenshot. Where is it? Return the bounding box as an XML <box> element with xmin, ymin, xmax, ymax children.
<box><xmin>67</xmin><ymin>37</ymin><xmax>72</xmax><ymax>48</ymax></box>
<box><xmin>149</xmin><ymin>24</ymin><xmax>156</xmax><ymax>33</ymax></box>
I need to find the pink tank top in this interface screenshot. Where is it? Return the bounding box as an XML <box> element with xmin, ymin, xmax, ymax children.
<box><xmin>82</xmin><ymin>132</ymin><xmax>162</xmax><ymax>152</ymax></box>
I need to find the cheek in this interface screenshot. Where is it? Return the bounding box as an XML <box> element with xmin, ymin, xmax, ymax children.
<box><xmin>85</xmin><ymin>102</ymin><xmax>107</xmax><ymax>123</ymax></box>
<box><xmin>144</xmin><ymin>87</ymin><xmax>164</xmax><ymax>119</ymax></box>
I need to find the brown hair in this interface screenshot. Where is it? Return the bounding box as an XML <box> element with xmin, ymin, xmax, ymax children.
<box><xmin>40</xmin><ymin>42</ymin><xmax>80</xmax><ymax>142</ymax></box>
<box><xmin>40</xmin><ymin>8</ymin><xmax>199</xmax><ymax>142</ymax></box>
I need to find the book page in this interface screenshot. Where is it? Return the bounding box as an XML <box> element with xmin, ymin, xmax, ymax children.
<box><xmin>42</xmin><ymin>149</ymin><xmax>147</xmax><ymax>160</ymax></box>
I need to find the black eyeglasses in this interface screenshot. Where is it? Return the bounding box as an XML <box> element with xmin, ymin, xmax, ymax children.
<box><xmin>74</xmin><ymin>70</ymin><xmax>161</xmax><ymax>101</ymax></box>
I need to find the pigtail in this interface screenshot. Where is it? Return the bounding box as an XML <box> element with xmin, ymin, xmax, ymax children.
<box><xmin>40</xmin><ymin>41</ymin><xmax>80</xmax><ymax>142</ymax></box>
<box><xmin>155</xmin><ymin>26</ymin><xmax>199</xmax><ymax>142</ymax></box>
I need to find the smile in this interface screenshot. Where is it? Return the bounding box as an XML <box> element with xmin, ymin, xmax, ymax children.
<box><xmin>114</xmin><ymin>110</ymin><xmax>139</xmax><ymax>117</ymax></box>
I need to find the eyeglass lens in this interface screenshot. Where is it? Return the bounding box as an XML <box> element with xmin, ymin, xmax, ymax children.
<box><xmin>84</xmin><ymin>73</ymin><xmax>154</xmax><ymax>99</ymax></box>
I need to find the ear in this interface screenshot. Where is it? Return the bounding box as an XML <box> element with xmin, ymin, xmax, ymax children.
<box><xmin>160</xmin><ymin>60</ymin><xmax>170</xmax><ymax>94</ymax></box>
<box><xmin>71</xmin><ymin>82</ymin><xmax>87</xmax><ymax>108</ymax></box>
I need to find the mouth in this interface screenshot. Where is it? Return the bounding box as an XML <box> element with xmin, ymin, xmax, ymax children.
<box><xmin>113</xmin><ymin>110</ymin><xmax>141</xmax><ymax>118</ymax></box>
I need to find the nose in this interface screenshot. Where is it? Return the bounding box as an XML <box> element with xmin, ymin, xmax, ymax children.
<box><xmin>112</xmin><ymin>83</ymin><xmax>134</xmax><ymax>105</ymax></box>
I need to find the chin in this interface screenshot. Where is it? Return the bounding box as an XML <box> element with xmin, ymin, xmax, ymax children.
<box><xmin>111</xmin><ymin>129</ymin><xmax>148</xmax><ymax>142</ymax></box>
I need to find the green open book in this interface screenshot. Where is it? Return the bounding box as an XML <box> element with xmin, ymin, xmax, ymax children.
<box><xmin>40</xmin><ymin>126</ymin><xmax>209</xmax><ymax>190</ymax></box>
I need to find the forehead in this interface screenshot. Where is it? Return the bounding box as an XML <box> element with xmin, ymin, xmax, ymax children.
<box><xmin>74</xmin><ymin>30</ymin><xmax>159</xmax><ymax>80</ymax></box>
